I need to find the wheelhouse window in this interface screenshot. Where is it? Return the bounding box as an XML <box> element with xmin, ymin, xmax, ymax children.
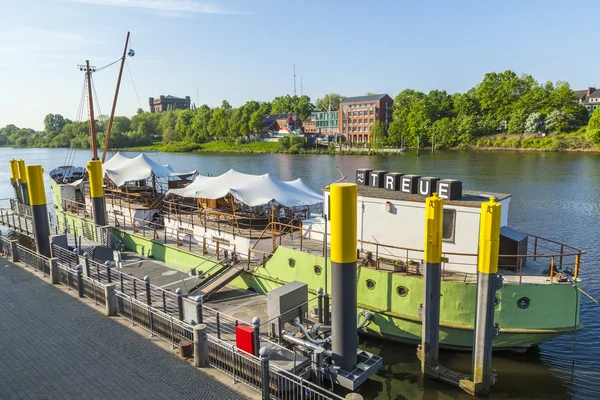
<box><xmin>443</xmin><ymin>209</ymin><xmax>456</xmax><ymax>242</ymax></box>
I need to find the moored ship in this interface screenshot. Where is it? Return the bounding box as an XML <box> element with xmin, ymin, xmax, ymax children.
<box><xmin>49</xmin><ymin>160</ymin><xmax>585</xmax><ymax>352</ymax></box>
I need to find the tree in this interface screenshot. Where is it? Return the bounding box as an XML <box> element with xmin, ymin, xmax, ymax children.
<box><xmin>524</xmin><ymin>113</ymin><xmax>545</xmax><ymax>133</ymax></box>
<box><xmin>587</xmin><ymin>108</ymin><xmax>600</xmax><ymax>148</ymax></box>
<box><xmin>136</xmin><ymin>108</ymin><xmax>144</xmax><ymax>115</ymax></box>
<box><xmin>315</xmin><ymin>94</ymin><xmax>345</xmax><ymax>111</ymax></box>
<box><xmin>369</xmin><ymin>121</ymin><xmax>386</xmax><ymax>149</ymax></box>
<box><xmin>545</xmin><ymin>110</ymin><xmax>570</xmax><ymax>133</ymax></box>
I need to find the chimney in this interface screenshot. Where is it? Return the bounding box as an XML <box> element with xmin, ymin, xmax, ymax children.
<box><xmin>149</xmin><ymin>97</ymin><xmax>155</xmax><ymax>113</ymax></box>
<box><xmin>588</xmin><ymin>87</ymin><xmax>594</xmax><ymax>97</ymax></box>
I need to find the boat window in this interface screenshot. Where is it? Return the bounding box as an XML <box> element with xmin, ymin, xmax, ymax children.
<box><xmin>442</xmin><ymin>209</ymin><xmax>456</xmax><ymax>242</ymax></box>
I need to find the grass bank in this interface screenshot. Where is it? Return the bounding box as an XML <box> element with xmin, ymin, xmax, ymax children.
<box><xmin>116</xmin><ymin>132</ymin><xmax>599</xmax><ymax>155</ymax></box>
<box><xmin>468</xmin><ymin>131</ymin><xmax>597</xmax><ymax>152</ymax></box>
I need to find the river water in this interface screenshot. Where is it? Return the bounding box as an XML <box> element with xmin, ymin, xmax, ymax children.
<box><xmin>1</xmin><ymin>148</ymin><xmax>599</xmax><ymax>399</ymax></box>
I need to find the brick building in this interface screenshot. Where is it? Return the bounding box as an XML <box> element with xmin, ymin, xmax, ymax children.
<box><xmin>149</xmin><ymin>95</ymin><xmax>191</xmax><ymax>113</ymax></box>
<box><xmin>303</xmin><ymin>114</ymin><xmax>316</xmax><ymax>134</ymax></box>
<box><xmin>339</xmin><ymin>94</ymin><xmax>393</xmax><ymax>143</ymax></box>
<box><xmin>574</xmin><ymin>87</ymin><xmax>600</xmax><ymax>115</ymax></box>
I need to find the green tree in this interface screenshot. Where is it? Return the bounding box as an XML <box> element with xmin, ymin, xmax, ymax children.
<box><xmin>524</xmin><ymin>113</ymin><xmax>545</xmax><ymax>133</ymax></box>
<box><xmin>315</xmin><ymin>94</ymin><xmax>345</xmax><ymax>112</ymax></box>
<box><xmin>369</xmin><ymin>121</ymin><xmax>386</xmax><ymax>149</ymax></box>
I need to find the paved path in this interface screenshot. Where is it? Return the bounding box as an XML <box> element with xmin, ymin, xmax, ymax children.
<box><xmin>0</xmin><ymin>258</ymin><xmax>247</xmax><ymax>400</ymax></box>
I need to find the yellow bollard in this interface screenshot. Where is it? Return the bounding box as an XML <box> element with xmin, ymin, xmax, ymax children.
<box><xmin>420</xmin><ymin>192</ymin><xmax>444</xmax><ymax>375</ymax></box>
<box><xmin>16</xmin><ymin>159</ymin><xmax>30</xmax><ymax>206</ymax></box>
<box><xmin>87</xmin><ymin>160</ymin><xmax>107</xmax><ymax>226</ymax></box>
<box><xmin>25</xmin><ymin>165</ymin><xmax>51</xmax><ymax>257</ymax></box>
<box><xmin>329</xmin><ymin>182</ymin><xmax>358</xmax><ymax>372</ymax></box>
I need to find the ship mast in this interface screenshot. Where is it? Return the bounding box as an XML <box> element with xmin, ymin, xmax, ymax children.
<box><xmin>102</xmin><ymin>31</ymin><xmax>131</xmax><ymax>163</ymax></box>
<box><xmin>84</xmin><ymin>60</ymin><xmax>99</xmax><ymax>161</ymax></box>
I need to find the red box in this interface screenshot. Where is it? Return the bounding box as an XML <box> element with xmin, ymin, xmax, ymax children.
<box><xmin>236</xmin><ymin>325</ymin><xmax>255</xmax><ymax>356</ymax></box>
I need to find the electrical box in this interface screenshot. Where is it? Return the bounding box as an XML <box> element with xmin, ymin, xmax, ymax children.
<box><xmin>267</xmin><ymin>281</ymin><xmax>308</xmax><ymax>336</ymax></box>
<box><xmin>236</xmin><ymin>324</ymin><xmax>255</xmax><ymax>355</ymax></box>
<box><xmin>499</xmin><ymin>226</ymin><xmax>528</xmax><ymax>269</ymax></box>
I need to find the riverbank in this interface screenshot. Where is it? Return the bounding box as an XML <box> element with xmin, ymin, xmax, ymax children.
<box><xmin>115</xmin><ymin>132</ymin><xmax>599</xmax><ymax>155</ymax></box>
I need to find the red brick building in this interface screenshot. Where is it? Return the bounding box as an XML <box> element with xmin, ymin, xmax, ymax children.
<box><xmin>339</xmin><ymin>94</ymin><xmax>393</xmax><ymax>143</ymax></box>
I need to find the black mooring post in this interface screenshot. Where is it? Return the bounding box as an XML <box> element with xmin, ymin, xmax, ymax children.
<box><xmin>196</xmin><ymin>296</ymin><xmax>203</xmax><ymax>324</ymax></box>
<box><xmin>76</xmin><ymin>265</ymin><xmax>84</xmax><ymax>298</ymax></box>
<box><xmin>252</xmin><ymin>317</ymin><xmax>261</xmax><ymax>357</ymax></box>
<box><xmin>176</xmin><ymin>288</ymin><xmax>184</xmax><ymax>321</ymax></box>
<box><xmin>144</xmin><ymin>276</ymin><xmax>151</xmax><ymax>306</ymax></box>
<box><xmin>105</xmin><ymin>261</ymin><xmax>112</xmax><ymax>283</ymax></box>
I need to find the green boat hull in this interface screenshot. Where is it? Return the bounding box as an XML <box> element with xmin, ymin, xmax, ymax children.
<box><xmin>55</xmin><ymin>210</ymin><xmax>582</xmax><ymax>351</ymax></box>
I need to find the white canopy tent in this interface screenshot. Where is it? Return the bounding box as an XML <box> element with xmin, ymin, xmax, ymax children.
<box><xmin>168</xmin><ymin>169</ymin><xmax>323</xmax><ymax>207</ymax></box>
<box><xmin>103</xmin><ymin>152</ymin><xmax>196</xmax><ymax>187</ymax></box>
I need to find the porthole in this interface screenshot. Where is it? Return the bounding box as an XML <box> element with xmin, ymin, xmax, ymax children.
<box><xmin>288</xmin><ymin>258</ymin><xmax>296</xmax><ymax>268</ymax></box>
<box><xmin>314</xmin><ymin>265</ymin><xmax>322</xmax><ymax>275</ymax></box>
<box><xmin>366</xmin><ymin>279</ymin><xmax>376</xmax><ymax>290</ymax></box>
<box><xmin>396</xmin><ymin>286</ymin><xmax>409</xmax><ymax>297</ymax></box>
<box><xmin>517</xmin><ymin>297</ymin><xmax>530</xmax><ymax>309</ymax></box>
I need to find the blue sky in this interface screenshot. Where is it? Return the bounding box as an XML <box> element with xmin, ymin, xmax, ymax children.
<box><xmin>1</xmin><ymin>0</ymin><xmax>599</xmax><ymax>130</ymax></box>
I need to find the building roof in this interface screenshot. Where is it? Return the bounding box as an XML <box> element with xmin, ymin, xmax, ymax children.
<box><xmin>165</xmin><ymin>95</ymin><xmax>189</xmax><ymax>101</ymax></box>
<box><xmin>340</xmin><ymin>94</ymin><xmax>390</xmax><ymax>104</ymax></box>
<box><xmin>574</xmin><ymin>90</ymin><xmax>588</xmax><ymax>99</ymax></box>
<box><xmin>263</xmin><ymin>114</ymin><xmax>298</xmax><ymax>123</ymax></box>
<box><xmin>589</xmin><ymin>90</ymin><xmax>600</xmax><ymax>99</ymax></box>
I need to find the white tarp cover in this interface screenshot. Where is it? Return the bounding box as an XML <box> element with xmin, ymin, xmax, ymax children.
<box><xmin>168</xmin><ymin>169</ymin><xmax>323</xmax><ymax>207</ymax></box>
<box><xmin>103</xmin><ymin>152</ymin><xmax>196</xmax><ymax>187</ymax></box>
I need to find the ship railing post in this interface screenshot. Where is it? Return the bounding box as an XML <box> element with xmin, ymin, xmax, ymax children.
<box><xmin>375</xmin><ymin>245</ymin><xmax>379</xmax><ymax>269</ymax></box>
<box><xmin>550</xmin><ymin>256</ymin><xmax>555</xmax><ymax>284</ymax></box>
<box><xmin>519</xmin><ymin>257</ymin><xmax>523</xmax><ymax>285</ymax></box>
<box><xmin>317</xmin><ymin>287</ymin><xmax>323</xmax><ymax>324</ymax></box>
<box><xmin>574</xmin><ymin>254</ymin><xmax>580</xmax><ymax>280</ymax></box>
<box><xmin>534</xmin><ymin>237</ymin><xmax>538</xmax><ymax>261</ymax></box>
<box><xmin>560</xmin><ymin>245</ymin><xmax>564</xmax><ymax>269</ymax></box>
<box><xmin>323</xmin><ymin>293</ymin><xmax>330</xmax><ymax>325</ymax></box>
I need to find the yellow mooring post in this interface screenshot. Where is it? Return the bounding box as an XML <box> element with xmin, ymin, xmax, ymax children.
<box><xmin>460</xmin><ymin>197</ymin><xmax>502</xmax><ymax>396</ymax></box>
<box><xmin>87</xmin><ymin>160</ymin><xmax>107</xmax><ymax>226</ymax></box>
<box><xmin>26</xmin><ymin>165</ymin><xmax>51</xmax><ymax>257</ymax></box>
<box><xmin>9</xmin><ymin>159</ymin><xmax>23</xmax><ymax>204</ymax></box>
<box><xmin>16</xmin><ymin>159</ymin><xmax>29</xmax><ymax>206</ymax></box>
<box><xmin>330</xmin><ymin>182</ymin><xmax>358</xmax><ymax>372</ymax></box>
<box><xmin>419</xmin><ymin>192</ymin><xmax>444</xmax><ymax>377</ymax></box>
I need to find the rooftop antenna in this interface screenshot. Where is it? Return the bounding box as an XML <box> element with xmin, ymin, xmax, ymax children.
<box><xmin>293</xmin><ymin>64</ymin><xmax>297</xmax><ymax>96</ymax></box>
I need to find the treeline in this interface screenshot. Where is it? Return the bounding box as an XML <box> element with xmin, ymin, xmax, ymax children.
<box><xmin>0</xmin><ymin>95</ymin><xmax>315</xmax><ymax>149</ymax></box>
<box><xmin>383</xmin><ymin>71</ymin><xmax>589</xmax><ymax>149</ymax></box>
<box><xmin>0</xmin><ymin>70</ymin><xmax>595</xmax><ymax>151</ymax></box>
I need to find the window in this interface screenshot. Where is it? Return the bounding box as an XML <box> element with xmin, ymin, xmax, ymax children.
<box><xmin>365</xmin><ymin>126</ymin><xmax>369</xmax><ymax>132</ymax></box>
<box><xmin>442</xmin><ymin>209</ymin><xmax>456</xmax><ymax>242</ymax></box>
<box><xmin>370</xmin><ymin>118</ymin><xmax>374</xmax><ymax>123</ymax></box>
<box><xmin>358</xmin><ymin>119</ymin><xmax>362</xmax><ymax>124</ymax></box>
<box><xmin>370</xmin><ymin>110</ymin><xmax>374</xmax><ymax>115</ymax></box>
<box><xmin>353</xmin><ymin>111</ymin><xmax>357</xmax><ymax>116</ymax></box>
<box><xmin>358</xmin><ymin>127</ymin><xmax>362</xmax><ymax>132</ymax></box>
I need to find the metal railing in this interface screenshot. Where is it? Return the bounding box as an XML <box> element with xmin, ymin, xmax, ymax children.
<box><xmin>16</xmin><ymin>244</ymin><xmax>51</xmax><ymax>276</ymax></box>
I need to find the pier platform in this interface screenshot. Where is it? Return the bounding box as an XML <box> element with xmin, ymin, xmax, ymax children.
<box><xmin>0</xmin><ymin>256</ymin><xmax>247</xmax><ymax>400</ymax></box>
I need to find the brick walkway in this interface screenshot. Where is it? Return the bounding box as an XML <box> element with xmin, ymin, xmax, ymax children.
<box><xmin>0</xmin><ymin>258</ymin><xmax>247</xmax><ymax>400</ymax></box>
